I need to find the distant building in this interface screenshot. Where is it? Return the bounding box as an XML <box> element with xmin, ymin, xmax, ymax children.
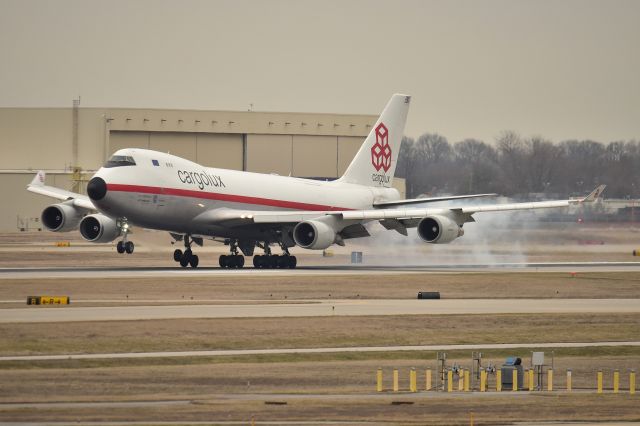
<box><xmin>1</xmin><ymin>105</ymin><xmax>405</xmax><ymax>232</ymax></box>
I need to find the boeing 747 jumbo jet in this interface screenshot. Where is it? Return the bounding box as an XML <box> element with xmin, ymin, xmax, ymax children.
<box><xmin>27</xmin><ymin>94</ymin><xmax>604</xmax><ymax>269</ymax></box>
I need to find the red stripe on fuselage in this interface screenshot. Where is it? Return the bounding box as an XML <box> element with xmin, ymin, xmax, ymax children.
<box><xmin>106</xmin><ymin>184</ymin><xmax>353</xmax><ymax>211</ymax></box>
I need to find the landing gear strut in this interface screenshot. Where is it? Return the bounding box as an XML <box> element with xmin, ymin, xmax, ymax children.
<box><xmin>173</xmin><ymin>235</ymin><xmax>199</xmax><ymax>268</ymax></box>
<box><xmin>116</xmin><ymin>226</ymin><xmax>134</xmax><ymax>254</ymax></box>
<box><xmin>253</xmin><ymin>242</ymin><xmax>297</xmax><ymax>269</ymax></box>
<box><xmin>219</xmin><ymin>239</ymin><xmax>244</xmax><ymax>269</ymax></box>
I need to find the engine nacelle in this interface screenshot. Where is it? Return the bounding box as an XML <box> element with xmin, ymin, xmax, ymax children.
<box><xmin>79</xmin><ymin>214</ymin><xmax>121</xmax><ymax>243</ymax></box>
<box><xmin>417</xmin><ymin>215</ymin><xmax>463</xmax><ymax>244</ymax></box>
<box><xmin>41</xmin><ymin>203</ymin><xmax>84</xmax><ymax>232</ymax></box>
<box><xmin>293</xmin><ymin>220</ymin><xmax>336</xmax><ymax>250</ymax></box>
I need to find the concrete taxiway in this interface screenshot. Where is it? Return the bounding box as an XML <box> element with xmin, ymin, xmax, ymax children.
<box><xmin>1</xmin><ymin>298</ymin><xmax>639</xmax><ymax>323</ymax></box>
<box><xmin>2</xmin><ymin>340</ymin><xmax>638</xmax><ymax>362</ymax></box>
<box><xmin>1</xmin><ymin>261</ymin><xmax>640</xmax><ymax>279</ymax></box>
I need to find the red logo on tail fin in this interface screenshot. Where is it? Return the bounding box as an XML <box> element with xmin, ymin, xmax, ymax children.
<box><xmin>371</xmin><ymin>123</ymin><xmax>391</xmax><ymax>172</ymax></box>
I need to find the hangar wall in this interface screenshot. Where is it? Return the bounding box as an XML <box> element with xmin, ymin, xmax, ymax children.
<box><xmin>0</xmin><ymin>106</ymin><xmax>405</xmax><ymax>232</ymax></box>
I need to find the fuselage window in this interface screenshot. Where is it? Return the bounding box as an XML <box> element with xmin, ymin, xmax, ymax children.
<box><xmin>104</xmin><ymin>155</ymin><xmax>137</xmax><ymax>168</ymax></box>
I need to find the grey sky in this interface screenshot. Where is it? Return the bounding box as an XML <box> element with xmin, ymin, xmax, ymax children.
<box><xmin>1</xmin><ymin>0</ymin><xmax>638</xmax><ymax>143</ymax></box>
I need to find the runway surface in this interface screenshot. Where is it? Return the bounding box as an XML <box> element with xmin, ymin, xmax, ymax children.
<box><xmin>2</xmin><ymin>340</ymin><xmax>638</xmax><ymax>362</ymax></box>
<box><xmin>1</xmin><ymin>298</ymin><xmax>639</xmax><ymax>323</ymax></box>
<box><xmin>1</xmin><ymin>261</ymin><xmax>640</xmax><ymax>278</ymax></box>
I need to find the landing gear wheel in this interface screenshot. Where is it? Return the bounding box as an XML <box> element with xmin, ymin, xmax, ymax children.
<box><xmin>189</xmin><ymin>254</ymin><xmax>199</xmax><ymax>268</ymax></box>
<box><xmin>268</xmin><ymin>255</ymin><xmax>279</xmax><ymax>269</ymax></box>
<box><xmin>125</xmin><ymin>241</ymin><xmax>134</xmax><ymax>254</ymax></box>
<box><xmin>173</xmin><ymin>249</ymin><xmax>183</xmax><ymax>262</ymax></box>
<box><xmin>277</xmin><ymin>256</ymin><xmax>289</xmax><ymax>269</ymax></box>
<box><xmin>288</xmin><ymin>256</ymin><xmax>297</xmax><ymax>269</ymax></box>
<box><xmin>116</xmin><ymin>241</ymin><xmax>125</xmax><ymax>254</ymax></box>
<box><xmin>219</xmin><ymin>254</ymin><xmax>227</xmax><ymax>268</ymax></box>
<box><xmin>253</xmin><ymin>255</ymin><xmax>263</xmax><ymax>268</ymax></box>
<box><xmin>235</xmin><ymin>255</ymin><xmax>244</xmax><ymax>269</ymax></box>
<box><xmin>180</xmin><ymin>249</ymin><xmax>192</xmax><ymax>268</ymax></box>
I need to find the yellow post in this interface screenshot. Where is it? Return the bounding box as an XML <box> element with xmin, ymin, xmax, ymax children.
<box><xmin>528</xmin><ymin>369</ymin><xmax>534</xmax><ymax>391</ymax></box>
<box><xmin>512</xmin><ymin>369</ymin><xmax>518</xmax><ymax>391</ymax></box>
<box><xmin>496</xmin><ymin>369</ymin><xmax>502</xmax><ymax>392</ymax></box>
<box><xmin>613</xmin><ymin>369</ymin><xmax>619</xmax><ymax>394</ymax></box>
<box><xmin>480</xmin><ymin>369</ymin><xmax>486</xmax><ymax>392</ymax></box>
<box><xmin>524</xmin><ymin>368</ymin><xmax>529</xmax><ymax>389</ymax></box>
<box><xmin>447</xmin><ymin>369</ymin><xmax>453</xmax><ymax>393</ymax></box>
<box><xmin>597</xmin><ymin>370</ymin><xmax>603</xmax><ymax>394</ymax></box>
<box><xmin>567</xmin><ymin>369</ymin><xmax>572</xmax><ymax>392</ymax></box>
<box><xmin>410</xmin><ymin>368</ymin><xmax>417</xmax><ymax>393</ymax></box>
<box><xmin>548</xmin><ymin>369</ymin><xmax>553</xmax><ymax>392</ymax></box>
<box><xmin>393</xmin><ymin>369</ymin><xmax>399</xmax><ymax>392</ymax></box>
<box><xmin>426</xmin><ymin>368</ymin><xmax>432</xmax><ymax>391</ymax></box>
<box><xmin>464</xmin><ymin>369</ymin><xmax>470</xmax><ymax>392</ymax></box>
<box><xmin>376</xmin><ymin>368</ymin><xmax>383</xmax><ymax>392</ymax></box>
<box><xmin>630</xmin><ymin>370</ymin><xmax>636</xmax><ymax>395</ymax></box>
<box><xmin>458</xmin><ymin>372</ymin><xmax>464</xmax><ymax>391</ymax></box>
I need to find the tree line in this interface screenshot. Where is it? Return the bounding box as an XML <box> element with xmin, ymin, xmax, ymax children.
<box><xmin>396</xmin><ymin>131</ymin><xmax>640</xmax><ymax>199</ymax></box>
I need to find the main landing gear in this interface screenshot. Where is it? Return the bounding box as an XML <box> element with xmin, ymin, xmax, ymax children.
<box><xmin>219</xmin><ymin>240</ymin><xmax>244</xmax><ymax>269</ymax></box>
<box><xmin>253</xmin><ymin>242</ymin><xmax>297</xmax><ymax>269</ymax></box>
<box><xmin>173</xmin><ymin>235</ymin><xmax>199</xmax><ymax>268</ymax></box>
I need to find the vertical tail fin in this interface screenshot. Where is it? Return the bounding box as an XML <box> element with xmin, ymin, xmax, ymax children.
<box><xmin>338</xmin><ymin>94</ymin><xmax>410</xmax><ymax>188</ymax></box>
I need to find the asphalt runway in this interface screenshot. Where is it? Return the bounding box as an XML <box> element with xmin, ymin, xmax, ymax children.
<box><xmin>2</xmin><ymin>298</ymin><xmax>639</xmax><ymax>323</ymax></box>
<box><xmin>1</xmin><ymin>261</ymin><xmax>639</xmax><ymax>278</ymax></box>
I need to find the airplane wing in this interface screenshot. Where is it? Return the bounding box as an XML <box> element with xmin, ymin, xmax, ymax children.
<box><xmin>337</xmin><ymin>185</ymin><xmax>605</xmax><ymax>223</ymax></box>
<box><xmin>26</xmin><ymin>171</ymin><xmax>95</xmax><ymax>210</ymax></box>
<box><xmin>199</xmin><ymin>185</ymin><xmax>605</xmax><ymax>231</ymax></box>
<box><xmin>373</xmin><ymin>193</ymin><xmax>497</xmax><ymax>208</ymax></box>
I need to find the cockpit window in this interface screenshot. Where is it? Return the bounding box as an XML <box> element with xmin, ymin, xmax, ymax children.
<box><xmin>104</xmin><ymin>155</ymin><xmax>136</xmax><ymax>168</ymax></box>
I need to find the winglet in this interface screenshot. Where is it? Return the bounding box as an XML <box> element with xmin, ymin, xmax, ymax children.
<box><xmin>29</xmin><ymin>170</ymin><xmax>46</xmax><ymax>187</ymax></box>
<box><xmin>582</xmin><ymin>185</ymin><xmax>606</xmax><ymax>202</ymax></box>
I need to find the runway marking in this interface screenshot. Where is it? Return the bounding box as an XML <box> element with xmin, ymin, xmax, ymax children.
<box><xmin>2</xmin><ymin>341</ymin><xmax>639</xmax><ymax>361</ymax></box>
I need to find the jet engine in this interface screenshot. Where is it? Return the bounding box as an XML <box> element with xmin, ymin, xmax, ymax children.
<box><xmin>293</xmin><ymin>220</ymin><xmax>336</xmax><ymax>250</ymax></box>
<box><xmin>79</xmin><ymin>214</ymin><xmax>121</xmax><ymax>243</ymax></box>
<box><xmin>41</xmin><ymin>203</ymin><xmax>84</xmax><ymax>232</ymax></box>
<box><xmin>417</xmin><ymin>215</ymin><xmax>463</xmax><ymax>244</ymax></box>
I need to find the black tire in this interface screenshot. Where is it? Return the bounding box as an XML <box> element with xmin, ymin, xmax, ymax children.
<box><xmin>253</xmin><ymin>255</ymin><xmax>261</xmax><ymax>268</ymax></box>
<box><xmin>125</xmin><ymin>241</ymin><xmax>134</xmax><ymax>254</ymax></box>
<box><xmin>219</xmin><ymin>255</ymin><xmax>227</xmax><ymax>268</ymax></box>
<box><xmin>277</xmin><ymin>256</ymin><xmax>288</xmax><ymax>269</ymax></box>
<box><xmin>116</xmin><ymin>241</ymin><xmax>125</xmax><ymax>254</ymax></box>
<box><xmin>173</xmin><ymin>249</ymin><xmax>183</xmax><ymax>262</ymax></box>
<box><xmin>288</xmin><ymin>256</ymin><xmax>297</xmax><ymax>269</ymax></box>
<box><xmin>236</xmin><ymin>255</ymin><xmax>245</xmax><ymax>268</ymax></box>
<box><xmin>268</xmin><ymin>255</ymin><xmax>278</xmax><ymax>269</ymax></box>
<box><xmin>189</xmin><ymin>254</ymin><xmax>199</xmax><ymax>268</ymax></box>
<box><xmin>180</xmin><ymin>249</ymin><xmax>192</xmax><ymax>268</ymax></box>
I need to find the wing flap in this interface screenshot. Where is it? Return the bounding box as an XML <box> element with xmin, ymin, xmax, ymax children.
<box><xmin>374</xmin><ymin>193</ymin><xmax>497</xmax><ymax>208</ymax></box>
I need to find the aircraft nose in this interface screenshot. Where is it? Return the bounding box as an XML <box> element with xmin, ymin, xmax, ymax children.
<box><xmin>87</xmin><ymin>177</ymin><xmax>107</xmax><ymax>201</ymax></box>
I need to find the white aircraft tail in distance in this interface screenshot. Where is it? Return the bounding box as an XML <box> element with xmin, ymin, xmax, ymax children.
<box><xmin>27</xmin><ymin>94</ymin><xmax>605</xmax><ymax>269</ymax></box>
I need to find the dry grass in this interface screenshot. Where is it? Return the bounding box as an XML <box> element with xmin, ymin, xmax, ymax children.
<box><xmin>0</xmin><ymin>355</ymin><xmax>639</xmax><ymax>424</ymax></box>
<box><xmin>1</xmin><ymin>313</ymin><xmax>639</xmax><ymax>356</ymax></box>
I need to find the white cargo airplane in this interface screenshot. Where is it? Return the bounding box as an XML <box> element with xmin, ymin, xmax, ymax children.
<box><xmin>27</xmin><ymin>94</ymin><xmax>604</xmax><ymax>269</ymax></box>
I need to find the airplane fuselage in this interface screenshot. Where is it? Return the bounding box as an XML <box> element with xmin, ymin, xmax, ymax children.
<box><xmin>91</xmin><ymin>149</ymin><xmax>400</xmax><ymax>239</ymax></box>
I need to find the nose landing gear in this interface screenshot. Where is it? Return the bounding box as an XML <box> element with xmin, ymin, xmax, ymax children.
<box><xmin>116</xmin><ymin>240</ymin><xmax>135</xmax><ymax>254</ymax></box>
<box><xmin>173</xmin><ymin>235</ymin><xmax>199</xmax><ymax>268</ymax></box>
<box><xmin>116</xmin><ymin>224</ymin><xmax>134</xmax><ymax>254</ymax></box>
